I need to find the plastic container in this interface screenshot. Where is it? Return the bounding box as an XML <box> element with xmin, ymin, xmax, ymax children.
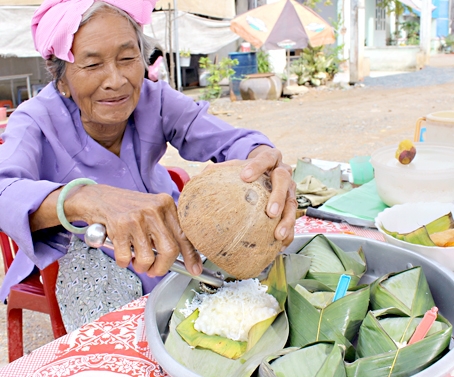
<box><xmin>180</xmin><ymin>56</ymin><xmax>191</xmax><ymax>67</ymax></box>
<box><xmin>0</xmin><ymin>107</ymin><xmax>6</xmax><ymax>121</ymax></box>
<box><xmin>415</xmin><ymin>111</ymin><xmax>454</xmax><ymax>144</ymax></box>
<box><xmin>375</xmin><ymin>202</ymin><xmax>454</xmax><ymax>270</ymax></box>
<box><xmin>145</xmin><ymin>234</ymin><xmax>454</xmax><ymax>377</ymax></box>
<box><xmin>240</xmin><ymin>42</ymin><xmax>251</xmax><ymax>52</ymax></box>
<box><xmin>198</xmin><ymin>69</ymin><xmax>210</xmax><ymax>87</ymax></box>
<box><xmin>228</xmin><ymin>52</ymin><xmax>258</xmax><ymax>98</ymax></box>
<box><xmin>349</xmin><ymin>155</ymin><xmax>374</xmax><ymax>184</ymax></box>
<box><xmin>371</xmin><ymin>142</ymin><xmax>454</xmax><ymax>206</ymax></box>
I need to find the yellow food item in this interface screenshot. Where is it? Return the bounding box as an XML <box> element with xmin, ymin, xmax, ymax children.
<box><xmin>395</xmin><ymin>139</ymin><xmax>416</xmax><ymax>165</ymax></box>
<box><xmin>181</xmin><ymin>279</ymin><xmax>280</xmax><ymax>342</ymax></box>
<box><xmin>429</xmin><ymin>229</ymin><xmax>454</xmax><ymax>247</ymax></box>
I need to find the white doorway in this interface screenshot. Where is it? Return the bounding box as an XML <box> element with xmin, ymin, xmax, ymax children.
<box><xmin>374</xmin><ymin>0</ymin><xmax>387</xmax><ymax>47</ymax></box>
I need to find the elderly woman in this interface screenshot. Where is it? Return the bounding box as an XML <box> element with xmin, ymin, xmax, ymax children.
<box><xmin>0</xmin><ymin>0</ymin><xmax>296</xmax><ymax>331</ymax></box>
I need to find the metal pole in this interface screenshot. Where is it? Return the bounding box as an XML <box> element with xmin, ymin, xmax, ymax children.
<box><xmin>173</xmin><ymin>0</ymin><xmax>183</xmax><ymax>91</ymax></box>
<box><xmin>349</xmin><ymin>0</ymin><xmax>360</xmax><ymax>83</ymax></box>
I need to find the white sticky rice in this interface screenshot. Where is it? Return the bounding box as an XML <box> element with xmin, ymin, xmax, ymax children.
<box><xmin>181</xmin><ymin>278</ymin><xmax>280</xmax><ymax>342</ymax></box>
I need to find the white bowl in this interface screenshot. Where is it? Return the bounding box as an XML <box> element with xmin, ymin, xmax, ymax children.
<box><xmin>371</xmin><ymin>143</ymin><xmax>454</xmax><ymax>206</ymax></box>
<box><xmin>375</xmin><ymin>202</ymin><xmax>454</xmax><ymax>270</ymax></box>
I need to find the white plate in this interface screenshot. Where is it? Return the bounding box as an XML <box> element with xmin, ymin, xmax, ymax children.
<box><xmin>375</xmin><ymin>202</ymin><xmax>454</xmax><ymax>271</ymax></box>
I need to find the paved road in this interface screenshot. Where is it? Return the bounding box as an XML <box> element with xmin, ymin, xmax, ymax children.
<box><xmin>364</xmin><ymin>53</ymin><xmax>454</xmax><ymax>88</ymax></box>
<box><xmin>364</xmin><ymin>65</ymin><xmax>454</xmax><ymax>88</ymax></box>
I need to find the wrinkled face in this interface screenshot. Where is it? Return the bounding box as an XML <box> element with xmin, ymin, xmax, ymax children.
<box><xmin>58</xmin><ymin>10</ymin><xmax>144</xmax><ymax>129</ymax></box>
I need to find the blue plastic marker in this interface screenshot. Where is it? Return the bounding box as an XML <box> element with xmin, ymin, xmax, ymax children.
<box><xmin>333</xmin><ymin>274</ymin><xmax>351</xmax><ymax>302</ymax></box>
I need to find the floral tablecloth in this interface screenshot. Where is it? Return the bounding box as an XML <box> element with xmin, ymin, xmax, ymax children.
<box><xmin>0</xmin><ymin>294</ymin><xmax>169</xmax><ymax>377</ymax></box>
<box><xmin>0</xmin><ymin>216</ymin><xmax>418</xmax><ymax>377</ymax></box>
<box><xmin>294</xmin><ymin>214</ymin><xmax>385</xmax><ymax>241</ymax></box>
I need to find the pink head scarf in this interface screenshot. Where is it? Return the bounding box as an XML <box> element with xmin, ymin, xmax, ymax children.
<box><xmin>31</xmin><ymin>0</ymin><xmax>156</xmax><ymax>63</ymax></box>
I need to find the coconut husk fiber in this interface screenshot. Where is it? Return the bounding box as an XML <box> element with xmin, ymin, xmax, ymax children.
<box><xmin>177</xmin><ymin>166</ymin><xmax>282</xmax><ymax>279</ymax></box>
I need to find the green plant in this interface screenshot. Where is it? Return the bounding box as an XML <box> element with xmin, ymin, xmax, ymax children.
<box><xmin>445</xmin><ymin>34</ymin><xmax>454</xmax><ymax>47</ymax></box>
<box><xmin>180</xmin><ymin>49</ymin><xmax>191</xmax><ymax>57</ymax></box>
<box><xmin>257</xmin><ymin>50</ymin><xmax>272</xmax><ymax>73</ymax></box>
<box><xmin>401</xmin><ymin>20</ymin><xmax>419</xmax><ymax>45</ymax></box>
<box><xmin>290</xmin><ymin>45</ymin><xmax>343</xmax><ymax>87</ymax></box>
<box><xmin>305</xmin><ymin>0</ymin><xmax>332</xmax><ymax>10</ymax></box>
<box><xmin>377</xmin><ymin>0</ymin><xmax>418</xmax><ymax>45</ymax></box>
<box><xmin>198</xmin><ymin>56</ymin><xmax>238</xmax><ymax>101</ymax></box>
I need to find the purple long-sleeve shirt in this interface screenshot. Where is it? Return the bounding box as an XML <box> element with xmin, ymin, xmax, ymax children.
<box><xmin>0</xmin><ymin>79</ymin><xmax>274</xmax><ymax>302</ymax></box>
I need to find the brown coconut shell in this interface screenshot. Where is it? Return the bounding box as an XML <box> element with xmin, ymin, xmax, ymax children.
<box><xmin>177</xmin><ymin>165</ymin><xmax>282</xmax><ymax>279</ymax></box>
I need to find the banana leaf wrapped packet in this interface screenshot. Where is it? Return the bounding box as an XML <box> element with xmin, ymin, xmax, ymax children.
<box><xmin>370</xmin><ymin>266</ymin><xmax>435</xmax><ymax>316</ymax></box>
<box><xmin>287</xmin><ymin>279</ymin><xmax>370</xmax><ymax>361</ymax></box>
<box><xmin>258</xmin><ymin>341</ymin><xmax>347</xmax><ymax>377</ymax></box>
<box><xmin>164</xmin><ymin>255</ymin><xmax>288</xmax><ymax>377</ymax></box>
<box><xmin>345</xmin><ymin>308</ymin><xmax>452</xmax><ymax>377</ymax></box>
<box><xmin>294</xmin><ymin>234</ymin><xmax>367</xmax><ymax>290</ymax></box>
<box><xmin>284</xmin><ymin>234</ymin><xmax>368</xmax><ymax>360</ymax></box>
<box><xmin>345</xmin><ymin>266</ymin><xmax>452</xmax><ymax>376</ymax></box>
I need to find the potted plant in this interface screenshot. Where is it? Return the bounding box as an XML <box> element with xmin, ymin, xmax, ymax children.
<box><xmin>257</xmin><ymin>50</ymin><xmax>272</xmax><ymax>74</ymax></box>
<box><xmin>179</xmin><ymin>49</ymin><xmax>191</xmax><ymax>67</ymax></box>
<box><xmin>290</xmin><ymin>45</ymin><xmax>343</xmax><ymax>87</ymax></box>
<box><xmin>198</xmin><ymin>56</ymin><xmax>238</xmax><ymax>101</ymax></box>
<box><xmin>444</xmin><ymin>34</ymin><xmax>454</xmax><ymax>53</ymax></box>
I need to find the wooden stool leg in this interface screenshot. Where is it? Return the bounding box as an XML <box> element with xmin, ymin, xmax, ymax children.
<box><xmin>7</xmin><ymin>307</ymin><xmax>24</xmax><ymax>362</ymax></box>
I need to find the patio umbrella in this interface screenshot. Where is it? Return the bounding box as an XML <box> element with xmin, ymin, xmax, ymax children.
<box><xmin>230</xmin><ymin>0</ymin><xmax>336</xmax><ymax>84</ymax></box>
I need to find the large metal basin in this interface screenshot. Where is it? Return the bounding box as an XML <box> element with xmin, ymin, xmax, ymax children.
<box><xmin>145</xmin><ymin>234</ymin><xmax>454</xmax><ymax>377</ymax></box>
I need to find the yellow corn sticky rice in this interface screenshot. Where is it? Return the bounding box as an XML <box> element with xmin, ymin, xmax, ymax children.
<box><xmin>180</xmin><ymin>278</ymin><xmax>280</xmax><ymax>342</ymax></box>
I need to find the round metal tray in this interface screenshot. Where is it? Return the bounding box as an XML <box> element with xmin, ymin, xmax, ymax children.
<box><xmin>145</xmin><ymin>234</ymin><xmax>454</xmax><ymax>377</ymax></box>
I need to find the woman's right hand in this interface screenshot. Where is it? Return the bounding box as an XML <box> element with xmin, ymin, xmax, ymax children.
<box><xmin>32</xmin><ymin>184</ymin><xmax>203</xmax><ymax>278</ymax></box>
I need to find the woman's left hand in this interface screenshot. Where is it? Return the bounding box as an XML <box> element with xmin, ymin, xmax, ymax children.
<box><xmin>213</xmin><ymin>145</ymin><xmax>297</xmax><ymax>249</ymax></box>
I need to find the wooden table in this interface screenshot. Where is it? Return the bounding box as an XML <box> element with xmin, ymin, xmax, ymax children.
<box><xmin>0</xmin><ymin>73</ymin><xmax>32</xmax><ymax>108</ymax></box>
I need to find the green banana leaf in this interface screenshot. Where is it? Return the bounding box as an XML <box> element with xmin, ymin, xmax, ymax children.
<box><xmin>403</xmin><ymin>226</ymin><xmax>435</xmax><ymax>246</ymax></box>
<box><xmin>284</xmin><ymin>252</ymin><xmax>312</xmax><ymax>285</ymax></box>
<box><xmin>295</xmin><ymin>234</ymin><xmax>367</xmax><ymax>290</ymax></box>
<box><xmin>381</xmin><ymin>225</ymin><xmax>434</xmax><ymax>245</ymax></box>
<box><xmin>425</xmin><ymin>212</ymin><xmax>454</xmax><ymax>233</ymax></box>
<box><xmin>294</xmin><ymin>283</ymin><xmax>337</xmax><ymax>309</ymax></box>
<box><xmin>258</xmin><ymin>342</ymin><xmax>347</xmax><ymax>377</ymax></box>
<box><xmin>297</xmin><ymin>282</ymin><xmax>370</xmax><ymax>341</ymax></box>
<box><xmin>370</xmin><ymin>266</ymin><xmax>435</xmax><ymax>316</ymax></box>
<box><xmin>261</xmin><ymin>253</ymin><xmax>288</xmax><ymax>311</ymax></box>
<box><xmin>346</xmin><ymin>309</ymin><xmax>452</xmax><ymax>377</ymax></box>
<box><xmin>381</xmin><ymin>212</ymin><xmax>454</xmax><ymax>246</ymax></box>
<box><xmin>164</xmin><ymin>255</ymin><xmax>289</xmax><ymax>377</ymax></box>
<box><xmin>287</xmin><ymin>281</ymin><xmax>370</xmax><ymax>361</ymax></box>
<box><xmin>296</xmin><ymin>278</ymin><xmax>336</xmax><ymax>293</ymax></box>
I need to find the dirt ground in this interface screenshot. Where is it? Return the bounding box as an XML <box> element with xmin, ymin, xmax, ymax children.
<box><xmin>163</xmin><ymin>53</ymin><xmax>454</xmax><ymax>178</ymax></box>
<box><xmin>1</xmin><ymin>53</ymin><xmax>454</xmax><ymax>366</ymax></box>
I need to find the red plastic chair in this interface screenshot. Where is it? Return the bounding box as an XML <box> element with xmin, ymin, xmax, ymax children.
<box><xmin>0</xmin><ymin>100</ymin><xmax>13</xmax><ymax>109</ymax></box>
<box><xmin>1</xmin><ymin>166</ymin><xmax>190</xmax><ymax>362</ymax></box>
<box><xmin>166</xmin><ymin>166</ymin><xmax>190</xmax><ymax>192</ymax></box>
<box><xmin>0</xmin><ymin>233</ymin><xmax>66</xmax><ymax>362</ymax></box>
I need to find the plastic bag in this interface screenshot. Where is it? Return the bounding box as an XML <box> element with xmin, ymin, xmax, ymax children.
<box><xmin>148</xmin><ymin>56</ymin><xmax>168</xmax><ymax>82</ymax></box>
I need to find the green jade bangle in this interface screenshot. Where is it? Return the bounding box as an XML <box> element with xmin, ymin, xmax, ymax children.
<box><xmin>56</xmin><ymin>178</ymin><xmax>97</xmax><ymax>234</ymax></box>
